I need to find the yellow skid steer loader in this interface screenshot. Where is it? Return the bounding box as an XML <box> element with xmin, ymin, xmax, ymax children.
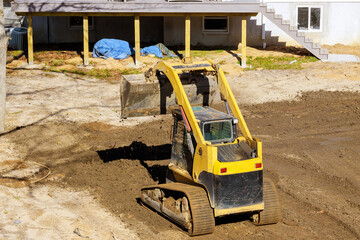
<box><xmin>121</xmin><ymin>60</ymin><xmax>281</xmax><ymax>236</ymax></box>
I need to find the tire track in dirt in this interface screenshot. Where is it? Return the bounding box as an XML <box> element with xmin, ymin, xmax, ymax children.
<box><xmin>4</xmin><ymin>91</ymin><xmax>360</xmax><ymax>239</ymax></box>
<box><xmin>277</xmin><ymin>178</ymin><xmax>360</xmax><ymax>239</ymax></box>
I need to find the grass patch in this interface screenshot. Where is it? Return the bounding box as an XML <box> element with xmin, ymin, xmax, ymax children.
<box><xmin>88</xmin><ymin>68</ymin><xmax>112</xmax><ymax>79</ymax></box>
<box><xmin>121</xmin><ymin>68</ymin><xmax>141</xmax><ymax>75</ymax></box>
<box><xmin>45</xmin><ymin>66</ymin><xmax>141</xmax><ymax>81</ymax></box>
<box><xmin>6</xmin><ymin>50</ymin><xmax>25</xmax><ymax>63</ymax></box>
<box><xmin>49</xmin><ymin>60</ymin><xmax>65</xmax><ymax>67</ymax></box>
<box><xmin>189</xmin><ymin>50</ymin><xmax>224</xmax><ymax>57</ymax></box>
<box><xmin>47</xmin><ymin>68</ymin><xmax>112</xmax><ymax>79</ymax></box>
<box><xmin>34</xmin><ymin>50</ymin><xmax>79</xmax><ymax>61</ymax></box>
<box><xmin>162</xmin><ymin>56</ymin><xmax>173</xmax><ymax>60</ymax></box>
<box><xmin>46</xmin><ymin>68</ymin><xmax>86</xmax><ymax>77</ymax></box>
<box><xmin>244</xmin><ymin>55</ymin><xmax>317</xmax><ymax>70</ymax></box>
<box><xmin>43</xmin><ymin>73</ymin><xmax>57</xmax><ymax>78</ymax></box>
<box><xmin>9</xmin><ymin>50</ymin><xmax>24</xmax><ymax>58</ymax></box>
<box><xmin>10</xmin><ymin>111</ymin><xmax>23</xmax><ymax>114</ymax></box>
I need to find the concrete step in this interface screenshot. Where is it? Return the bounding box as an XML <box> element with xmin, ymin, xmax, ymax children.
<box><xmin>304</xmin><ymin>37</ymin><xmax>313</xmax><ymax>43</ymax></box>
<box><xmin>290</xmin><ymin>26</ymin><xmax>298</xmax><ymax>31</ymax></box>
<box><xmin>297</xmin><ymin>31</ymin><xmax>306</xmax><ymax>37</ymax></box>
<box><xmin>320</xmin><ymin>48</ymin><xmax>329</xmax><ymax>55</ymax></box>
<box><xmin>313</xmin><ymin>43</ymin><xmax>321</xmax><ymax>49</ymax></box>
<box><xmin>259</xmin><ymin>3</ymin><xmax>328</xmax><ymax>60</ymax></box>
<box><xmin>319</xmin><ymin>53</ymin><xmax>329</xmax><ymax>60</ymax></box>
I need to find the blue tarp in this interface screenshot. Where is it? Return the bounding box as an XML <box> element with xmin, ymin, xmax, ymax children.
<box><xmin>140</xmin><ymin>45</ymin><xmax>163</xmax><ymax>58</ymax></box>
<box><xmin>93</xmin><ymin>39</ymin><xmax>134</xmax><ymax>60</ymax></box>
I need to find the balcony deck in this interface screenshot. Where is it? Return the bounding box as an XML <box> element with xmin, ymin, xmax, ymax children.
<box><xmin>11</xmin><ymin>0</ymin><xmax>259</xmax><ymax>67</ymax></box>
<box><xmin>12</xmin><ymin>0</ymin><xmax>260</xmax><ymax>15</ymax></box>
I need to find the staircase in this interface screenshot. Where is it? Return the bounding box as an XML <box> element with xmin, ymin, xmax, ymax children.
<box><xmin>259</xmin><ymin>3</ymin><xmax>329</xmax><ymax>61</ymax></box>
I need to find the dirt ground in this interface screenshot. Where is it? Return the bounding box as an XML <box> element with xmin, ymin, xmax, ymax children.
<box><xmin>1</xmin><ymin>45</ymin><xmax>360</xmax><ymax>239</ymax></box>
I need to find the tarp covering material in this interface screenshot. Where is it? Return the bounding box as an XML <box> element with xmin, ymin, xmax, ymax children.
<box><xmin>140</xmin><ymin>43</ymin><xmax>177</xmax><ymax>58</ymax></box>
<box><xmin>140</xmin><ymin>45</ymin><xmax>163</xmax><ymax>58</ymax></box>
<box><xmin>156</xmin><ymin>43</ymin><xmax>176</xmax><ymax>58</ymax></box>
<box><xmin>93</xmin><ymin>39</ymin><xmax>134</xmax><ymax>60</ymax></box>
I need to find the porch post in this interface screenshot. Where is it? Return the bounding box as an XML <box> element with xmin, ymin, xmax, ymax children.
<box><xmin>134</xmin><ymin>14</ymin><xmax>140</xmax><ymax>65</ymax></box>
<box><xmin>83</xmin><ymin>15</ymin><xmax>89</xmax><ymax>66</ymax></box>
<box><xmin>241</xmin><ymin>15</ymin><xmax>247</xmax><ymax>68</ymax></box>
<box><xmin>27</xmin><ymin>14</ymin><xmax>33</xmax><ymax>65</ymax></box>
<box><xmin>184</xmin><ymin>14</ymin><xmax>191</xmax><ymax>63</ymax></box>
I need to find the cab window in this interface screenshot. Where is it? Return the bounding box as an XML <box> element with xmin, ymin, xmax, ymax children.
<box><xmin>203</xmin><ymin>120</ymin><xmax>232</xmax><ymax>143</ymax></box>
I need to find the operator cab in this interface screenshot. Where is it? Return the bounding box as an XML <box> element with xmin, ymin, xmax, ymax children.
<box><xmin>192</xmin><ymin>106</ymin><xmax>237</xmax><ymax>144</ymax></box>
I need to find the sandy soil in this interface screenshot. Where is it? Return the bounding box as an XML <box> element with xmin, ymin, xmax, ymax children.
<box><xmin>1</xmin><ymin>45</ymin><xmax>360</xmax><ymax>239</ymax></box>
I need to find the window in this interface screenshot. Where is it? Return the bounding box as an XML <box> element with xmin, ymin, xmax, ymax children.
<box><xmin>68</xmin><ymin>16</ymin><xmax>94</xmax><ymax>29</ymax></box>
<box><xmin>203</xmin><ymin>120</ymin><xmax>233</xmax><ymax>143</ymax></box>
<box><xmin>203</xmin><ymin>16</ymin><xmax>229</xmax><ymax>34</ymax></box>
<box><xmin>297</xmin><ymin>6</ymin><xmax>322</xmax><ymax>31</ymax></box>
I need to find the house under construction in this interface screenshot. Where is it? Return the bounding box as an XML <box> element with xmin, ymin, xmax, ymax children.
<box><xmin>10</xmin><ymin>0</ymin><xmax>360</xmax><ymax>65</ymax></box>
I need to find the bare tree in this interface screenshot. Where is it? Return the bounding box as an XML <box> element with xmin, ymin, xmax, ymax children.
<box><xmin>0</xmin><ymin>0</ymin><xmax>6</xmax><ymax>132</ymax></box>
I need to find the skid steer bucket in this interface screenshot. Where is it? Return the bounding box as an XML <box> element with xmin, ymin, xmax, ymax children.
<box><xmin>121</xmin><ymin>66</ymin><xmax>219</xmax><ymax>117</ymax></box>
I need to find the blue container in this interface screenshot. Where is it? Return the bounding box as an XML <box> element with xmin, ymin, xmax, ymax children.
<box><xmin>9</xmin><ymin>27</ymin><xmax>27</xmax><ymax>50</ymax></box>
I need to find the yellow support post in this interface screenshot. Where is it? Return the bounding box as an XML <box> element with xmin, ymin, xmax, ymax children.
<box><xmin>27</xmin><ymin>14</ymin><xmax>33</xmax><ymax>65</ymax></box>
<box><xmin>241</xmin><ymin>15</ymin><xmax>247</xmax><ymax>68</ymax></box>
<box><xmin>184</xmin><ymin>14</ymin><xmax>191</xmax><ymax>63</ymax></box>
<box><xmin>83</xmin><ymin>15</ymin><xmax>89</xmax><ymax>66</ymax></box>
<box><xmin>134</xmin><ymin>14</ymin><xmax>140</xmax><ymax>65</ymax></box>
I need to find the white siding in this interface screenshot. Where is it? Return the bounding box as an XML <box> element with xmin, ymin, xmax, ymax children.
<box><xmin>260</xmin><ymin>1</ymin><xmax>360</xmax><ymax>45</ymax></box>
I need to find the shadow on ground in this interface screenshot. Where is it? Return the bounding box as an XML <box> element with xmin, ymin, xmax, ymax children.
<box><xmin>97</xmin><ymin>141</ymin><xmax>171</xmax><ymax>183</ymax></box>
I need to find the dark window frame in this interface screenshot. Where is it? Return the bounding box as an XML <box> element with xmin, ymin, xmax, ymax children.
<box><xmin>68</xmin><ymin>16</ymin><xmax>94</xmax><ymax>30</ymax></box>
<box><xmin>202</xmin><ymin>120</ymin><xmax>234</xmax><ymax>144</ymax></box>
<box><xmin>202</xmin><ymin>16</ymin><xmax>229</xmax><ymax>34</ymax></box>
<box><xmin>297</xmin><ymin>6</ymin><xmax>322</xmax><ymax>32</ymax></box>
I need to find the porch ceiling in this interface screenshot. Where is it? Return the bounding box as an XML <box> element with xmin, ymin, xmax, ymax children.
<box><xmin>12</xmin><ymin>0</ymin><xmax>260</xmax><ymax>16</ymax></box>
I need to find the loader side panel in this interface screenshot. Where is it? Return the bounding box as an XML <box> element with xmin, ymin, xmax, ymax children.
<box><xmin>170</xmin><ymin>116</ymin><xmax>193</xmax><ymax>175</ymax></box>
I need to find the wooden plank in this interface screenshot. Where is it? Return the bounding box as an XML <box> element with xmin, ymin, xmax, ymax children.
<box><xmin>134</xmin><ymin>14</ymin><xmax>140</xmax><ymax>65</ymax></box>
<box><xmin>27</xmin><ymin>14</ymin><xmax>33</xmax><ymax>65</ymax></box>
<box><xmin>83</xmin><ymin>15</ymin><xmax>89</xmax><ymax>66</ymax></box>
<box><xmin>184</xmin><ymin>14</ymin><xmax>191</xmax><ymax>63</ymax></box>
<box><xmin>241</xmin><ymin>15</ymin><xmax>247</xmax><ymax>68</ymax></box>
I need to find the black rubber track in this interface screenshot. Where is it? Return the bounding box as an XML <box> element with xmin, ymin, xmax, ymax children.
<box><xmin>253</xmin><ymin>178</ymin><xmax>282</xmax><ymax>225</ymax></box>
<box><xmin>142</xmin><ymin>183</ymin><xmax>215</xmax><ymax>236</ymax></box>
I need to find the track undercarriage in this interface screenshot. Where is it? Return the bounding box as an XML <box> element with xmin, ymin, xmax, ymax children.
<box><xmin>141</xmin><ymin>178</ymin><xmax>281</xmax><ymax>236</ymax></box>
<box><xmin>141</xmin><ymin>183</ymin><xmax>215</xmax><ymax>236</ymax></box>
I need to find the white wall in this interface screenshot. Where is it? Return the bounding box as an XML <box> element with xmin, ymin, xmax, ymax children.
<box><xmin>261</xmin><ymin>1</ymin><xmax>360</xmax><ymax>45</ymax></box>
<box><xmin>164</xmin><ymin>1</ymin><xmax>360</xmax><ymax>48</ymax></box>
<box><xmin>325</xmin><ymin>3</ymin><xmax>360</xmax><ymax>45</ymax></box>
